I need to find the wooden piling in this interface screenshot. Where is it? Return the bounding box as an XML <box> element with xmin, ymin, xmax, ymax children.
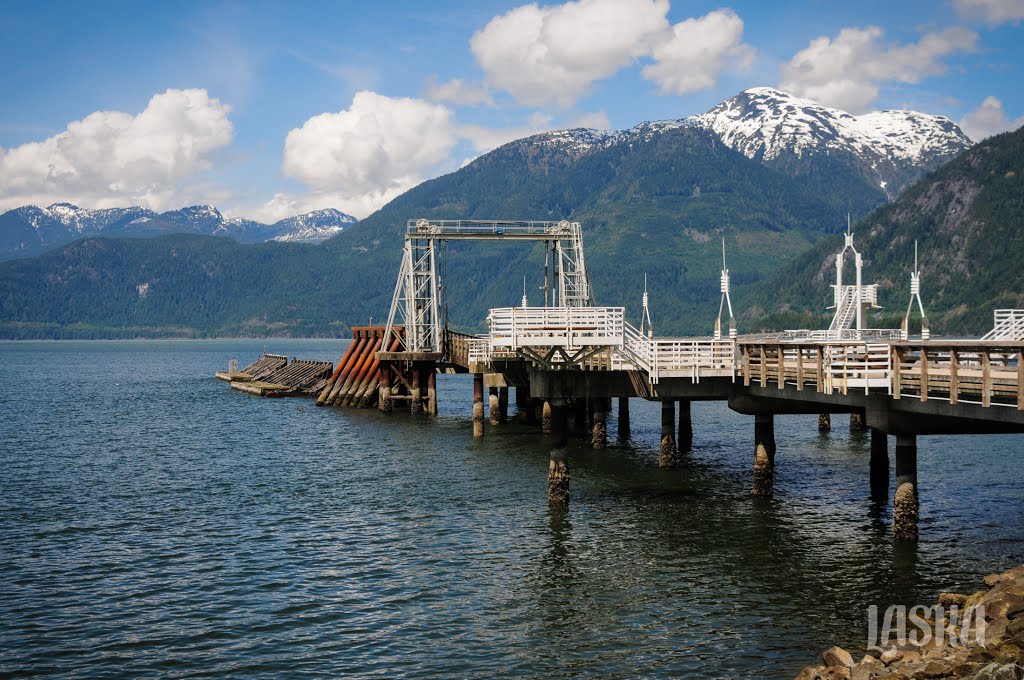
<box><xmin>894</xmin><ymin>434</ymin><xmax>919</xmax><ymax>541</ymax></box>
<box><xmin>591</xmin><ymin>397</ymin><xmax>608</xmax><ymax>449</ymax></box>
<box><xmin>427</xmin><ymin>369</ymin><xmax>437</xmax><ymax>416</ymax></box>
<box><xmin>489</xmin><ymin>386</ymin><xmax>500</xmax><ymax>426</ymax></box>
<box><xmin>678</xmin><ymin>399</ymin><xmax>693</xmax><ymax>453</ymax></box>
<box><xmin>378</xmin><ymin>363</ymin><xmax>393</xmax><ymax>413</ymax></box>
<box><xmin>473</xmin><ymin>374</ymin><xmax>485</xmax><ymax>438</ymax></box>
<box><xmin>498</xmin><ymin>387</ymin><xmax>509</xmax><ymax>424</ymax></box>
<box><xmin>659</xmin><ymin>400</ymin><xmax>678</xmax><ymax>469</ymax></box>
<box><xmin>818</xmin><ymin>413</ymin><xmax>831</xmax><ymax>432</ymax></box>
<box><xmin>752</xmin><ymin>413</ymin><xmax>775</xmax><ymax>496</ymax></box>
<box><xmin>617</xmin><ymin>397</ymin><xmax>630</xmax><ymax>438</ymax></box>
<box><xmin>411</xmin><ymin>368</ymin><xmax>422</xmax><ymax>415</ymax></box>
<box><xmin>850</xmin><ymin>411</ymin><xmax>865</xmax><ymax>431</ymax></box>
<box><xmin>870</xmin><ymin>428</ymin><xmax>889</xmax><ymax>502</ymax></box>
<box><xmin>548</xmin><ymin>401</ymin><xmax>570</xmax><ymax>504</ymax></box>
<box><xmin>542</xmin><ymin>400</ymin><xmax>552</xmax><ymax>434</ymax></box>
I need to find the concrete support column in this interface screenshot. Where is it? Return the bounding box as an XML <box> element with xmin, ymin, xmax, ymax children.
<box><xmin>378</xmin><ymin>365</ymin><xmax>392</xmax><ymax>414</ymax></box>
<box><xmin>542</xmin><ymin>400</ymin><xmax>552</xmax><ymax>434</ymax></box>
<box><xmin>548</xmin><ymin>401</ymin><xmax>570</xmax><ymax>504</ymax></box>
<box><xmin>659</xmin><ymin>400</ymin><xmax>678</xmax><ymax>469</ymax></box>
<box><xmin>617</xmin><ymin>397</ymin><xmax>630</xmax><ymax>439</ymax></box>
<box><xmin>489</xmin><ymin>386</ymin><xmax>500</xmax><ymax>426</ymax></box>
<box><xmin>410</xmin><ymin>368</ymin><xmax>422</xmax><ymax>415</ymax></box>
<box><xmin>870</xmin><ymin>428</ymin><xmax>889</xmax><ymax>502</ymax></box>
<box><xmin>473</xmin><ymin>374</ymin><xmax>485</xmax><ymax>438</ymax></box>
<box><xmin>498</xmin><ymin>387</ymin><xmax>509</xmax><ymax>425</ymax></box>
<box><xmin>678</xmin><ymin>399</ymin><xmax>693</xmax><ymax>453</ymax></box>
<box><xmin>818</xmin><ymin>413</ymin><xmax>831</xmax><ymax>432</ymax></box>
<box><xmin>591</xmin><ymin>398</ymin><xmax>608</xmax><ymax>449</ymax></box>
<box><xmin>850</xmin><ymin>411</ymin><xmax>866</xmax><ymax>431</ymax></box>
<box><xmin>427</xmin><ymin>370</ymin><xmax>437</xmax><ymax>416</ymax></box>
<box><xmin>752</xmin><ymin>413</ymin><xmax>776</xmax><ymax>496</ymax></box>
<box><xmin>894</xmin><ymin>434</ymin><xmax>919</xmax><ymax>541</ymax></box>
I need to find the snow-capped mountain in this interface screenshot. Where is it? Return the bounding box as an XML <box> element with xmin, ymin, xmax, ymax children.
<box><xmin>0</xmin><ymin>203</ymin><xmax>358</xmax><ymax>259</ymax></box>
<box><xmin>524</xmin><ymin>87</ymin><xmax>972</xmax><ymax>200</ymax></box>
<box><xmin>271</xmin><ymin>208</ymin><xmax>357</xmax><ymax>243</ymax></box>
<box><xmin>694</xmin><ymin>87</ymin><xmax>971</xmax><ymax>198</ymax></box>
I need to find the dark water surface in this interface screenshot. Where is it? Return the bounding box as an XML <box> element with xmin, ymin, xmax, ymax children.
<box><xmin>2</xmin><ymin>339</ymin><xmax>1023</xmax><ymax>678</ymax></box>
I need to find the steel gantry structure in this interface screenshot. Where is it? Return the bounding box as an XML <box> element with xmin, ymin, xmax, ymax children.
<box><xmin>382</xmin><ymin>219</ymin><xmax>593</xmax><ymax>354</ymax></box>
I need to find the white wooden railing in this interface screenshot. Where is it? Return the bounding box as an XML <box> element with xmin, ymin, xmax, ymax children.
<box><xmin>485</xmin><ymin>307</ymin><xmax>736</xmax><ymax>382</ymax></box>
<box><xmin>982</xmin><ymin>310</ymin><xmax>1024</xmax><ymax>341</ymax></box>
<box><xmin>488</xmin><ymin>306</ymin><xmax>625</xmax><ymax>350</ymax></box>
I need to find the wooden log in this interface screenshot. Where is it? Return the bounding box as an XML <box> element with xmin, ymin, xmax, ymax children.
<box><xmin>949</xmin><ymin>348</ymin><xmax>959</xmax><ymax>405</ymax></box>
<box><xmin>892</xmin><ymin>346</ymin><xmax>902</xmax><ymax>399</ymax></box>
<box><xmin>1019</xmin><ymin>350</ymin><xmax>1023</xmax><ymax>411</ymax></box>
<box><xmin>920</xmin><ymin>348</ymin><xmax>929</xmax><ymax>402</ymax></box>
<box><xmin>982</xmin><ymin>351</ymin><xmax>992</xmax><ymax>408</ymax></box>
<box><xmin>796</xmin><ymin>347</ymin><xmax>804</xmax><ymax>391</ymax></box>
<box><xmin>816</xmin><ymin>345</ymin><xmax>825</xmax><ymax>393</ymax></box>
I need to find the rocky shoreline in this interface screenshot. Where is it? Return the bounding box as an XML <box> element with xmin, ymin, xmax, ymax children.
<box><xmin>797</xmin><ymin>565</ymin><xmax>1024</xmax><ymax>679</ymax></box>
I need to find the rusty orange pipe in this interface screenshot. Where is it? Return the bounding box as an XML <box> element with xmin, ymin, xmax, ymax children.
<box><xmin>345</xmin><ymin>331</ymin><xmax>393</xmax><ymax>407</ymax></box>
<box><xmin>335</xmin><ymin>332</ymin><xmax>378</xmax><ymax>407</ymax></box>
<box><xmin>327</xmin><ymin>333</ymin><xmax>370</xmax><ymax>406</ymax></box>
<box><xmin>316</xmin><ymin>332</ymin><xmax>361</xmax><ymax>405</ymax></box>
<box><xmin>351</xmin><ymin>334</ymin><xmax>402</xmax><ymax>407</ymax></box>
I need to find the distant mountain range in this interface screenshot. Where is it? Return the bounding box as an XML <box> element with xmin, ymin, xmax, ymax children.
<box><xmin>0</xmin><ymin>87</ymin><xmax>989</xmax><ymax>338</ymax></box>
<box><xmin>0</xmin><ymin>203</ymin><xmax>357</xmax><ymax>260</ymax></box>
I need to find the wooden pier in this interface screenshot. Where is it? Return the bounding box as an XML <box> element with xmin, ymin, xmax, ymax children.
<box><xmin>220</xmin><ymin>219</ymin><xmax>1024</xmax><ymax>542</ymax></box>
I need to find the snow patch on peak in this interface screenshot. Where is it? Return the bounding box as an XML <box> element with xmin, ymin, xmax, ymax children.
<box><xmin>530</xmin><ymin>128</ymin><xmax>618</xmax><ymax>155</ymax></box>
<box><xmin>694</xmin><ymin>87</ymin><xmax>972</xmax><ymax>166</ymax></box>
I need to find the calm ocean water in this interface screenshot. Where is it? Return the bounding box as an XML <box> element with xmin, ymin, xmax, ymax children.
<box><xmin>1</xmin><ymin>339</ymin><xmax>1022</xmax><ymax>678</ymax></box>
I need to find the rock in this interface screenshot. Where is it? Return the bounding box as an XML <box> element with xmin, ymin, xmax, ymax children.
<box><xmin>940</xmin><ymin>593</ymin><xmax>970</xmax><ymax>609</ymax></box>
<box><xmin>900</xmin><ymin>650</ymin><xmax>923</xmax><ymax>664</ymax></box>
<box><xmin>1008</xmin><ymin>600</ymin><xmax>1024</xmax><ymax>620</ymax></box>
<box><xmin>914</xmin><ymin>660</ymin><xmax>951</xmax><ymax>678</ymax></box>
<box><xmin>881</xmin><ymin>649</ymin><xmax>904</xmax><ymax>665</ymax></box>
<box><xmin>824</xmin><ymin>646</ymin><xmax>856</xmax><ymax>668</ymax></box>
<box><xmin>852</xmin><ymin>655</ymin><xmax>886</xmax><ymax>680</ymax></box>
<box><xmin>796</xmin><ymin>666</ymin><xmax>825</xmax><ymax>680</ymax></box>
<box><xmin>969</xmin><ymin>647</ymin><xmax>998</xmax><ymax>663</ymax></box>
<box><xmin>1008</xmin><ymin>618</ymin><xmax>1024</xmax><ymax>637</ymax></box>
<box><xmin>824</xmin><ymin>667</ymin><xmax>852</xmax><ymax>680</ymax></box>
<box><xmin>985</xmin><ymin>593</ymin><xmax>1024</xmax><ymax>622</ymax></box>
<box><xmin>966</xmin><ymin>662</ymin><xmax>1024</xmax><ymax>680</ymax></box>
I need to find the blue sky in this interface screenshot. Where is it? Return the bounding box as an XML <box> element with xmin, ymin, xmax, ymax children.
<box><xmin>1</xmin><ymin>0</ymin><xmax>1021</xmax><ymax>220</ymax></box>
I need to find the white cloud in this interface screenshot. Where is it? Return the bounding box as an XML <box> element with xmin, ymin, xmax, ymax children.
<box><xmin>959</xmin><ymin>96</ymin><xmax>1024</xmax><ymax>141</ymax></box>
<box><xmin>0</xmin><ymin>88</ymin><xmax>233</xmax><ymax>211</ymax></box>
<box><xmin>951</xmin><ymin>0</ymin><xmax>1024</xmax><ymax>24</ymax></box>
<box><xmin>424</xmin><ymin>76</ymin><xmax>494</xmax><ymax>107</ymax></box>
<box><xmin>568</xmin><ymin>111</ymin><xmax>611</xmax><ymax>130</ymax></box>
<box><xmin>459</xmin><ymin>112</ymin><xmax>553</xmax><ymax>153</ymax></box>
<box><xmin>780</xmin><ymin>26</ymin><xmax>978</xmax><ymax>113</ymax></box>
<box><xmin>282</xmin><ymin>91</ymin><xmax>458</xmax><ymax>218</ymax></box>
<box><xmin>470</xmin><ymin>0</ymin><xmax>670</xmax><ymax>107</ymax></box>
<box><xmin>641</xmin><ymin>9</ymin><xmax>754</xmax><ymax>95</ymax></box>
